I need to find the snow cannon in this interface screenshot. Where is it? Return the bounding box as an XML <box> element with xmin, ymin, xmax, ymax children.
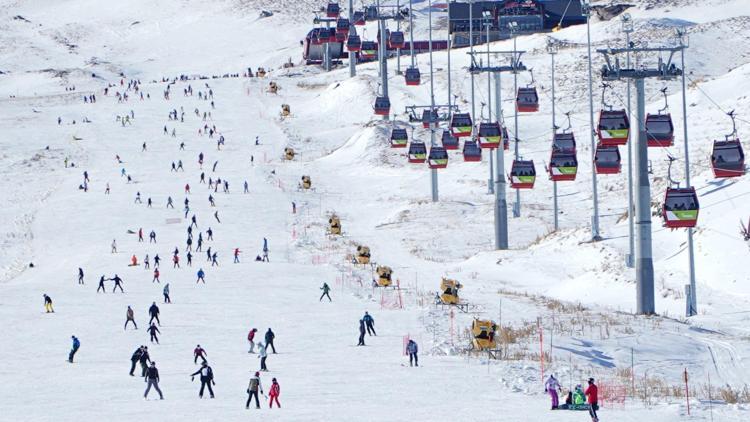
<box><xmin>439</xmin><ymin>278</ymin><xmax>462</xmax><ymax>305</ymax></box>
<box><xmin>281</xmin><ymin>104</ymin><xmax>291</xmax><ymax>117</ymax></box>
<box><xmin>356</xmin><ymin>245</ymin><xmax>371</xmax><ymax>265</ymax></box>
<box><xmin>301</xmin><ymin>175</ymin><xmax>312</xmax><ymax>190</ymax></box>
<box><xmin>284</xmin><ymin>147</ymin><xmax>295</xmax><ymax>161</ymax></box>
<box><xmin>328</xmin><ymin>214</ymin><xmax>342</xmax><ymax>235</ymax></box>
<box><xmin>256</xmin><ymin>67</ymin><xmax>267</xmax><ymax>78</ymax></box>
<box><xmin>268</xmin><ymin>81</ymin><xmax>279</xmax><ymax>94</ymax></box>
<box><xmin>376</xmin><ymin>266</ymin><xmax>392</xmax><ymax>287</ymax></box>
<box><xmin>471</xmin><ymin>319</ymin><xmax>498</xmax><ymax>351</ymax></box>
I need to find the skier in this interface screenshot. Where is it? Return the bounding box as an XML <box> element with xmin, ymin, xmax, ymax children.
<box><xmin>130</xmin><ymin>345</ymin><xmax>144</xmax><ymax>376</ymax></box>
<box><xmin>244</xmin><ymin>181</ymin><xmax>249</xmax><ymax>193</ymax></box>
<box><xmin>319</xmin><ymin>283</ymin><xmax>332</xmax><ymax>302</ymax></box>
<box><xmin>211</xmin><ymin>252</ymin><xmax>218</xmax><ymax>266</ymax></box>
<box><xmin>186</xmin><ymin>251</ymin><xmax>193</xmax><ymax>266</ymax></box>
<box><xmin>292</xmin><ymin>202</ymin><xmax>296</xmax><ymax>214</ymax></box>
<box><xmin>191</xmin><ymin>215</ymin><xmax>198</xmax><ymax>229</ymax></box>
<box><xmin>78</xmin><ymin>267</ymin><xmax>84</xmax><ymax>284</ymax></box>
<box><xmin>406</xmin><ymin>339</ymin><xmax>419</xmax><ymax>367</ymax></box>
<box><xmin>139</xmin><ymin>346</ymin><xmax>151</xmax><ymax>376</ymax></box>
<box><xmin>586</xmin><ymin>378</ymin><xmax>599</xmax><ymax>422</ymax></box>
<box><xmin>213</xmin><ymin>210</ymin><xmax>220</xmax><ymax>223</ymax></box>
<box><xmin>246</xmin><ymin>371</ymin><xmax>263</xmax><ymax>409</ymax></box>
<box><xmin>247</xmin><ymin>328</ymin><xmax>258</xmax><ymax>353</ymax></box>
<box><xmin>43</xmin><ymin>294</ymin><xmax>54</xmax><ymax>313</ymax></box>
<box><xmin>233</xmin><ymin>248</ymin><xmax>240</xmax><ymax>263</ymax></box>
<box><xmin>163</xmin><ymin>283</ymin><xmax>171</xmax><ymax>303</ymax></box>
<box><xmin>111</xmin><ymin>239</ymin><xmax>117</xmax><ymax>253</ymax></box>
<box><xmin>149</xmin><ymin>302</ymin><xmax>161</xmax><ymax>326</ymax></box>
<box><xmin>257</xmin><ymin>343</ymin><xmax>268</xmax><ymax>371</ymax></box>
<box><xmin>173</xmin><ymin>254</ymin><xmax>180</xmax><ymax>268</ymax></box>
<box><xmin>144</xmin><ymin>362</ymin><xmax>164</xmax><ymax>400</ymax></box>
<box><xmin>144</xmin><ymin>254</ymin><xmax>150</xmax><ymax>269</ymax></box>
<box><xmin>153</xmin><ymin>268</ymin><xmax>160</xmax><ymax>283</ymax></box>
<box><xmin>112</xmin><ymin>274</ymin><xmax>124</xmax><ymax>293</ymax></box>
<box><xmin>167</xmin><ymin>197</ymin><xmax>174</xmax><ymax>208</ymax></box>
<box><xmin>149</xmin><ymin>230</ymin><xmax>156</xmax><ymax>243</ymax></box>
<box><xmin>264</xmin><ymin>328</ymin><xmax>276</xmax><ymax>354</ymax></box>
<box><xmin>269</xmin><ymin>378</ymin><xmax>281</xmax><ymax>408</ymax></box>
<box><xmin>148</xmin><ymin>323</ymin><xmax>161</xmax><ymax>344</ymax></box>
<box><xmin>135</xmin><ymin>192</ymin><xmax>142</xmax><ymax>204</ymax></box>
<box><xmin>197</xmin><ymin>268</ymin><xmax>206</xmax><ymax>283</ymax></box>
<box><xmin>363</xmin><ymin>311</ymin><xmax>376</xmax><ymax>336</ymax></box>
<box><xmin>545</xmin><ymin>374</ymin><xmax>562</xmax><ymax>410</ymax></box>
<box><xmin>147</xmin><ymin>197</ymin><xmax>152</xmax><ymax>207</ymax></box>
<box><xmin>97</xmin><ymin>275</ymin><xmax>107</xmax><ymax>293</ymax></box>
<box><xmin>357</xmin><ymin>320</ymin><xmax>366</xmax><ymax>346</ymax></box>
<box><xmin>125</xmin><ymin>306</ymin><xmax>138</xmax><ymax>330</ymax></box>
<box><xmin>190</xmin><ymin>361</ymin><xmax>215</xmax><ymax>398</ymax></box>
<box><xmin>68</xmin><ymin>335</ymin><xmax>80</xmax><ymax>363</ymax></box>
<box><xmin>194</xmin><ymin>345</ymin><xmax>207</xmax><ymax>364</ymax></box>
<box><xmin>138</xmin><ymin>228</ymin><xmax>144</xmax><ymax>242</ymax></box>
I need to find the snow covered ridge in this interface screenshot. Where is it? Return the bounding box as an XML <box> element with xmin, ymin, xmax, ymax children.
<box><xmin>0</xmin><ymin>0</ymin><xmax>749</xmax><ymax>420</ymax></box>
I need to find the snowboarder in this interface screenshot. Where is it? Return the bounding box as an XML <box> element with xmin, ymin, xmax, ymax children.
<box><xmin>130</xmin><ymin>345</ymin><xmax>144</xmax><ymax>376</ymax></box>
<box><xmin>246</xmin><ymin>371</ymin><xmax>263</xmax><ymax>409</ymax></box>
<box><xmin>363</xmin><ymin>312</ymin><xmax>376</xmax><ymax>336</ymax></box>
<box><xmin>545</xmin><ymin>374</ymin><xmax>562</xmax><ymax>410</ymax></box>
<box><xmin>197</xmin><ymin>268</ymin><xmax>206</xmax><ymax>283</ymax></box>
<box><xmin>258</xmin><ymin>343</ymin><xmax>268</xmax><ymax>371</ymax></box>
<box><xmin>357</xmin><ymin>320</ymin><xmax>366</xmax><ymax>346</ymax></box>
<box><xmin>406</xmin><ymin>339</ymin><xmax>418</xmax><ymax>367</ymax></box>
<box><xmin>112</xmin><ymin>274</ymin><xmax>124</xmax><ymax>293</ymax></box>
<box><xmin>190</xmin><ymin>361</ymin><xmax>215</xmax><ymax>398</ymax></box>
<box><xmin>68</xmin><ymin>335</ymin><xmax>80</xmax><ymax>362</ymax></box>
<box><xmin>144</xmin><ymin>362</ymin><xmax>164</xmax><ymax>400</ymax></box>
<box><xmin>194</xmin><ymin>345</ymin><xmax>207</xmax><ymax>364</ymax></box>
<box><xmin>269</xmin><ymin>378</ymin><xmax>280</xmax><ymax>408</ymax></box>
<box><xmin>586</xmin><ymin>378</ymin><xmax>599</xmax><ymax>422</ymax></box>
<box><xmin>264</xmin><ymin>328</ymin><xmax>276</xmax><ymax>354</ymax></box>
<box><xmin>78</xmin><ymin>267</ymin><xmax>84</xmax><ymax>285</ymax></box>
<box><xmin>148</xmin><ymin>302</ymin><xmax>161</xmax><ymax>326</ymax></box>
<box><xmin>247</xmin><ymin>328</ymin><xmax>258</xmax><ymax>353</ymax></box>
<box><xmin>153</xmin><ymin>268</ymin><xmax>160</xmax><ymax>283</ymax></box>
<box><xmin>125</xmin><ymin>305</ymin><xmax>138</xmax><ymax>330</ymax></box>
<box><xmin>163</xmin><ymin>284</ymin><xmax>171</xmax><ymax>303</ymax></box>
<box><xmin>148</xmin><ymin>323</ymin><xmax>161</xmax><ymax>344</ymax></box>
<box><xmin>43</xmin><ymin>294</ymin><xmax>54</xmax><ymax>313</ymax></box>
<box><xmin>319</xmin><ymin>283</ymin><xmax>332</xmax><ymax>302</ymax></box>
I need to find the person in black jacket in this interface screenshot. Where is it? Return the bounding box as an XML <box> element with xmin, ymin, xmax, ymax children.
<box><xmin>139</xmin><ymin>346</ymin><xmax>151</xmax><ymax>376</ymax></box>
<box><xmin>148</xmin><ymin>302</ymin><xmax>161</xmax><ymax>326</ymax></box>
<box><xmin>190</xmin><ymin>361</ymin><xmax>215</xmax><ymax>398</ymax></box>
<box><xmin>144</xmin><ymin>362</ymin><xmax>164</xmax><ymax>399</ymax></box>
<box><xmin>148</xmin><ymin>323</ymin><xmax>160</xmax><ymax>344</ymax></box>
<box><xmin>129</xmin><ymin>345</ymin><xmax>144</xmax><ymax>376</ymax></box>
<box><xmin>357</xmin><ymin>320</ymin><xmax>366</xmax><ymax>346</ymax></box>
<box><xmin>265</xmin><ymin>328</ymin><xmax>276</xmax><ymax>354</ymax></box>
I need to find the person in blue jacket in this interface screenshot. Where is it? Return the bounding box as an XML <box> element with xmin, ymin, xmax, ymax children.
<box><xmin>406</xmin><ymin>339</ymin><xmax>418</xmax><ymax>367</ymax></box>
<box><xmin>363</xmin><ymin>312</ymin><xmax>376</xmax><ymax>336</ymax></box>
<box><xmin>68</xmin><ymin>336</ymin><xmax>80</xmax><ymax>363</ymax></box>
<box><xmin>197</xmin><ymin>268</ymin><xmax>206</xmax><ymax>283</ymax></box>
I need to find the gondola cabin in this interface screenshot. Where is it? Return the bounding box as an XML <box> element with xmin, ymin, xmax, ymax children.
<box><xmin>549</xmin><ymin>151</ymin><xmax>578</xmax><ymax>181</ymax></box>
<box><xmin>364</xmin><ymin>5</ymin><xmax>378</xmax><ymax>21</ymax></box>
<box><xmin>336</xmin><ymin>18</ymin><xmax>350</xmax><ymax>39</ymax></box>
<box><xmin>316</xmin><ymin>28</ymin><xmax>333</xmax><ymax>44</ymax></box>
<box><xmin>645</xmin><ymin>113</ymin><xmax>674</xmax><ymax>147</ymax></box>
<box><xmin>663</xmin><ymin>187</ymin><xmax>699</xmax><ymax>228</ymax></box>
<box><xmin>360</xmin><ymin>41</ymin><xmax>377</xmax><ymax>60</ymax></box>
<box><xmin>353</xmin><ymin>11</ymin><xmax>365</xmax><ymax>25</ymax></box>
<box><xmin>463</xmin><ymin>139</ymin><xmax>482</xmax><ymax>162</ymax></box>
<box><xmin>428</xmin><ymin>146</ymin><xmax>448</xmax><ymax>169</ymax></box>
<box><xmin>471</xmin><ymin>319</ymin><xmax>498</xmax><ymax>351</ymax></box>
<box><xmin>440</xmin><ymin>278</ymin><xmax>462</xmax><ymax>305</ymax></box>
<box><xmin>477</xmin><ymin>122</ymin><xmax>502</xmax><ymax>149</ymax></box>
<box><xmin>346</xmin><ymin>35</ymin><xmax>362</xmax><ymax>52</ymax></box>
<box><xmin>390</xmin><ymin>128</ymin><xmax>408</xmax><ymax>148</ymax></box>
<box><xmin>374</xmin><ymin>96</ymin><xmax>390</xmax><ymax>116</ymax></box>
<box><xmin>326</xmin><ymin>2</ymin><xmax>340</xmax><ymax>18</ymax></box>
<box><xmin>408</xmin><ymin>142</ymin><xmax>427</xmax><ymax>163</ymax></box>
<box><xmin>355</xmin><ymin>245</ymin><xmax>371</xmax><ymax>265</ymax></box>
<box><xmin>284</xmin><ymin>147</ymin><xmax>295</xmax><ymax>161</ymax></box>
<box><xmin>594</xmin><ymin>145</ymin><xmax>621</xmax><ymax>175</ymax></box>
<box><xmin>388</xmin><ymin>31</ymin><xmax>405</xmax><ymax>49</ymax></box>
<box><xmin>516</xmin><ymin>87</ymin><xmax>539</xmax><ymax>112</ymax></box>
<box><xmin>509</xmin><ymin>160</ymin><xmax>536</xmax><ymax>189</ymax></box>
<box><xmin>301</xmin><ymin>175</ymin><xmax>312</xmax><ymax>190</ymax></box>
<box><xmin>553</xmin><ymin>132</ymin><xmax>576</xmax><ymax>153</ymax></box>
<box><xmin>328</xmin><ymin>214</ymin><xmax>342</xmax><ymax>235</ymax></box>
<box><xmin>597</xmin><ymin>109</ymin><xmax>630</xmax><ymax>146</ymax></box>
<box><xmin>450</xmin><ymin>113</ymin><xmax>473</xmax><ymax>137</ymax></box>
<box><xmin>441</xmin><ymin>129</ymin><xmax>459</xmax><ymax>150</ymax></box>
<box><xmin>421</xmin><ymin>109</ymin><xmax>438</xmax><ymax>129</ymax></box>
<box><xmin>711</xmin><ymin>140</ymin><xmax>745</xmax><ymax>178</ymax></box>
<box><xmin>376</xmin><ymin>266</ymin><xmax>393</xmax><ymax>287</ymax></box>
<box><xmin>405</xmin><ymin>67</ymin><xmax>421</xmax><ymax>86</ymax></box>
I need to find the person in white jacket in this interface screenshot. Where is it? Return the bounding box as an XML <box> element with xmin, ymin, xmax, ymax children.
<box><xmin>545</xmin><ymin>374</ymin><xmax>562</xmax><ymax>409</ymax></box>
<box><xmin>257</xmin><ymin>343</ymin><xmax>268</xmax><ymax>371</ymax></box>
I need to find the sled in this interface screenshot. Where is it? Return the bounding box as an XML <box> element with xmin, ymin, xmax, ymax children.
<box><xmin>556</xmin><ymin>404</ymin><xmax>591</xmax><ymax>411</ymax></box>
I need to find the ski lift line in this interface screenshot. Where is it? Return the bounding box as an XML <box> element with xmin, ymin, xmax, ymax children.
<box><xmin>686</xmin><ymin>75</ymin><xmax>750</xmax><ymax>126</ymax></box>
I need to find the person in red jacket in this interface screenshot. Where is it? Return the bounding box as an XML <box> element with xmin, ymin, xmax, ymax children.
<box><xmin>269</xmin><ymin>378</ymin><xmax>280</xmax><ymax>408</ymax></box>
<box><xmin>152</xmin><ymin>268</ymin><xmax>160</xmax><ymax>283</ymax></box>
<box><xmin>247</xmin><ymin>328</ymin><xmax>258</xmax><ymax>353</ymax></box>
<box><xmin>585</xmin><ymin>378</ymin><xmax>599</xmax><ymax>422</ymax></box>
<box><xmin>194</xmin><ymin>344</ymin><xmax>207</xmax><ymax>364</ymax></box>
<box><xmin>173</xmin><ymin>254</ymin><xmax>180</xmax><ymax>268</ymax></box>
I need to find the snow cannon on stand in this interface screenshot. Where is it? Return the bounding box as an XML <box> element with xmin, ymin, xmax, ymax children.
<box><xmin>355</xmin><ymin>245</ymin><xmax>371</xmax><ymax>265</ymax></box>
<box><xmin>281</xmin><ymin>104</ymin><xmax>291</xmax><ymax>117</ymax></box>
<box><xmin>328</xmin><ymin>214</ymin><xmax>342</xmax><ymax>236</ymax></box>
<box><xmin>284</xmin><ymin>147</ymin><xmax>295</xmax><ymax>161</ymax></box>
<box><xmin>471</xmin><ymin>319</ymin><xmax>498</xmax><ymax>351</ymax></box>
<box><xmin>268</xmin><ymin>81</ymin><xmax>279</xmax><ymax>94</ymax></box>
<box><xmin>375</xmin><ymin>266</ymin><xmax>392</xmax><ymax>287</ymax></box>
<box><xmin>256</xmin><ymin>67</ymin><xmax>267</xmax><ymax>78</ymax></box>
<box><xmin>439</xmin><ymin>278</ymin><xmax>462</xmax><ymax>305</ymax></box>
<box><xmin>300</xmin><ymin>175</ymin><xmax>312</xmax><ymax>190</ymax></box>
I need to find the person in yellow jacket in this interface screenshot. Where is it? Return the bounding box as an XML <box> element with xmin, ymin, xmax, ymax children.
<box><xmin>43</xmin><ymin>294</ymin><xmax>54</xmax><ymax>313</ymax></box>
